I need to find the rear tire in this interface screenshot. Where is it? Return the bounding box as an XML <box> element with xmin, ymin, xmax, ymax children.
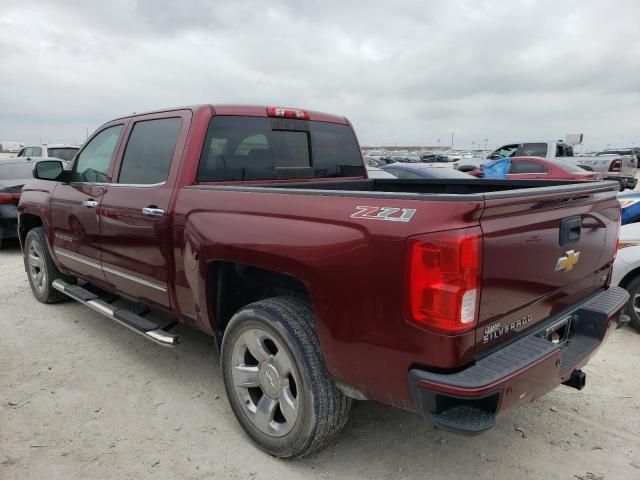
<box><xmin>623</xmin><ymin>276</ymin><xmax>640</xmax><ymax>331</ymax></box>
<box><xmin>23</xmin><ymin>227</ymin><xmax>70</xmax><ymax>303</ymax></box>
<box><xmin>221</xmin><ymin>296</ymin><xmax>352</xmax><ymax>458</ymax></box>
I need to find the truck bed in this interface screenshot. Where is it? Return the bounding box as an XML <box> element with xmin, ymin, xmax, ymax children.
<box><xmin>193</xmin><ymin>178</ymin><xmax>617</xmax><ymax>199</ymax></box>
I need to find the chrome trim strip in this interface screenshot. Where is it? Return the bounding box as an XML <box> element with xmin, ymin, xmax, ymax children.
<box><xmin>102</xmin><ymin>264</ymin><xmax>168</xmax><ymax>292</ymax></box>
<box><xmin>55</xmin><ymin>248</ymin><xmax>102</xmax><ymax>270</ymax></box>
<box><xmin>55</xmin><ymin>248</ymin><xmax>167</xmax><ymax>292</ymax></box>
<box><xmin>69</xmin><ymin>181</ymin><xmax>166</xmax><ymax>188</ymax></box>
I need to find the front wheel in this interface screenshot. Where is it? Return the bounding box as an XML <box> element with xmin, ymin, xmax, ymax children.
<box><xmin>221</xmin><ymin>296</ymin><xmax>352</xmax><ymax>458</ymax></box>
<box><xmin>623</xmin><ymin>276</ymin><xmax>640</xmax><ymax>331</ymax></box>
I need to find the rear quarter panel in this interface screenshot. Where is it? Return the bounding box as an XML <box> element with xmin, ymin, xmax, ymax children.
<box><xmin>172</xmin><ymin>187</ymin><xmax>483</xmax><ymax>409</ymax></box>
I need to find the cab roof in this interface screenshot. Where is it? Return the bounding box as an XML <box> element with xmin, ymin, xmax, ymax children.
<box><xmin>114</xmin><ymin>104</ymin><xmax>350</xmax><ymax>125</ymax></box>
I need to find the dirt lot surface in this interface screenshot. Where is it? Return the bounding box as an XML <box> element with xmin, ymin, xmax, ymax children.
<box><xmin>1</xmin><ymin>241</ymin><xmax>639</xmax><ymax>480</ymax></box>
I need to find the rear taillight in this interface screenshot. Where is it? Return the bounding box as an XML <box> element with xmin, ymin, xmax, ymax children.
<box><xmin>404</xmin><ymin>227</ymin><xmax>482</xmax><ymax>334</ymax></box>
<box><xmin>609</xmin><ymin>159</ymin><xmax>622</xmax><ymax>172</ymax></box>
<box><xmin>0</xmin><ymin>191</ymin><xmax>19</xmax><ymax>204</ymax></box>
<box><xmin>266</xmin><ymin>106</ymin><xmax>310</xmax><ymax>120</ymax></box>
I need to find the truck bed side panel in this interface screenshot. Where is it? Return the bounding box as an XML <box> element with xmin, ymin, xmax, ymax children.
<box><xmin>172</xmin><ymin>187</ymin><xmax>483</xmax><ymax>409</ymax></box>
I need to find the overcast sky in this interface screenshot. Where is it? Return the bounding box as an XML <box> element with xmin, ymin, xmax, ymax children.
<box><xmin>1</xmin><ymin>0</ymin><xmax>639</xmax><ymax>150</ymax></box>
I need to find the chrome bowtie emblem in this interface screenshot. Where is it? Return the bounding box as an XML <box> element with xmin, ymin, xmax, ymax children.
<box><xmin>555</xmin><ymin>250</ymin><xmax>580</xmax><ymax>272</ymax></box>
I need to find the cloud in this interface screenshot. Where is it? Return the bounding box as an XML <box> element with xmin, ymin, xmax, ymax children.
<box><xmin>1</xmin><ymin>0</ymin><xmax>639</xmax><ymax>150</ymax></box>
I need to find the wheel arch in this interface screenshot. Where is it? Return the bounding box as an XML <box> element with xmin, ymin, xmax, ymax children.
<box><xmin>18</xmin><ymin>212</ymin><xmax>43</xmax><ymax>247</ymax></box>
<box><xmin>206</xmin><ymin>260</ymin><xmax>312</xmax><ymax>346</ymax></box>
<box><xmin>617</xmin><ymin>266</ymin><xmax>640</xmax><ymax>290</ymax></box>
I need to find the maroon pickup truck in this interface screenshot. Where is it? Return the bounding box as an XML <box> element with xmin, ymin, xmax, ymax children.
<box><xmin>18</xmin><ymin>104</ymin><xmax>629</xmax><ymax>458</ymax></box>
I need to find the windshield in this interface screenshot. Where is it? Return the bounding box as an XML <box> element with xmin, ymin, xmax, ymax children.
<box><xmin>0</xmin><ymin>162</ymin><xmax>34</xmax><ymax>180</ymax></box>
<box><xmin>48</xmin><ymin>147</ymin><xmax>79</xmax><ymax>161</ymax></box>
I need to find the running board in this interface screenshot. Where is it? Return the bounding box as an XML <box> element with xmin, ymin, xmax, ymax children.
<box><xmin>52</xmin><ymin>279</ymin><xmax>180</xmax><ymax>347</ymax></box>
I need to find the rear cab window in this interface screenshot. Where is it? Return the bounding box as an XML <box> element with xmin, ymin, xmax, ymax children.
<box><xmin>197</xmin><ymin>116</ymin><xmax>365</xmax><ymax>182</ymax></box>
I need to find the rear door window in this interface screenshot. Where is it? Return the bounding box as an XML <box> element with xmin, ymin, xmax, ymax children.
<box><xmin>511</xmin><ymin>160</ymin><xmax>548</xmax><ymax>174</ymax></box>
<box><xmin>197</xmin><ymin>116</ymin><xmax>364</xmax><ymax>182</ymax></box>
<box><xmin>118</xmin><ymin>117</ymin><xmax>182</xmax><ymax>184</ymax></box>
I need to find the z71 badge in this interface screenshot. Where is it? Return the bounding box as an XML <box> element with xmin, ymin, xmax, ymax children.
<box><xmin>350</xmin><ymin>206</ymin><xmax>416</xmax><ymax>223</ymax></box>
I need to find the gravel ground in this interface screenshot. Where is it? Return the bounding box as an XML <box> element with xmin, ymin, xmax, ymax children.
<box><xmin>1</xmin><ymin>240</ymin><xmax>639</xmax><ymax>480</ymax></box>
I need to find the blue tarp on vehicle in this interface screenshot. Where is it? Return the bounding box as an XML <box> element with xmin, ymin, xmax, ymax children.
<box><xmin>619</xmin><ymin>193</ymin><xmax>640</xmax><ymax>225</ymax></box>
<box><xmin>481</xmin><ymin>158</ymin><xmax>511</xmax><ymax>179</ymax></box>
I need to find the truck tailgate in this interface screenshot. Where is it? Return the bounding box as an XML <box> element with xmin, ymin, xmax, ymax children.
<box><xmin>476</xmin><ymin>182</ymin><xmax>620</xmax><ymax>352</ymax></box>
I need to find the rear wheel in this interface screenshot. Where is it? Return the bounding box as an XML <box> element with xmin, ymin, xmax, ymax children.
<box><xmin>623</xmin><ymin>276</ymin><xmax>640</xmax><ymax>331</ymax></box>
<box><xmin>221</xmin><ymin>296</ymin><xmax>352</xmax><ymax>458</ymax></box>
<box><xmin>23</xmin><ymin>227</ymin><xmax>70</xmax><ymax>303</ymax></box>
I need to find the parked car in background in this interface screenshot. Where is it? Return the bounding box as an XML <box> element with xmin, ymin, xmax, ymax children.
<box><xmin>0</xmin><ymin>158</ymin><xmax>39</xmax><ymax>247</ymax></box>
<box><xmin>17</xmin><ymin>144</ymin><xmax>80</xmax><ymax>162</ymax></box>
<box><xmin>618</xmin><ymin>192</ymin><xmax>640</xmax><ymax>225</ymax></box>
<box><xmin>420</xmin><ymin>153</ymin><xmax>450</xmax><ymax>163</ymax></box>
<box><xmin>470</xmin><ymin>157</ymin><xmax>603</xmax><ymax>182</ymax></box>
<box><xmin>486</xmin><ymin>141</ymin><xmax>637</xmax><ymax>190</ymax></box>
<box><xmin>611</xmin><ymin>222</ymin><xmax>640</xmax><ymax>332</ymax></box>
<box><xmin>382</xmin><ymin>163</ymin><xmax>477</xmax><ymax>180</ymax></box>
<box><xmin>0</xmin><ymin>141</ymin><xmax>23</xmax><ymax>153</ymax></box>
<box><xmin>597</xmin><ymin>147</ymin><xmax>640</xmax><ymax>161</ymax></box>
<box><xmin>364</xmin><ymin>156</ymin><xmax>387</xmax><ymax>168</ymax></box>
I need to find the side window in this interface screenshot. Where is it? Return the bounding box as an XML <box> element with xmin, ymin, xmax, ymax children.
<box><xmin>520</xmin><ymin>143</ymin><xmax>548</xmax><ymax>157</ymax></box>
<box><xmin>512</xmin><ymin>160</ymin><xmax>547</xmax><ymax>174</ymax></box>
<box><xmin>17</xmin><ymin>148</ymin><xmax>25</xmax><ymax>157</ymax></box>
<box><xmin>73</xmin><ymin>125</ymin><xmax>123</xmax><ymax>183</ymax></box>
<box><xmin>23</xmin><ymin>147</ymin><xmax>34</xmax><ymax>157</ymax></box>
<box><xmin>118</xmin><ymin>118</ymin><xmax>182</xmax><ymax>185</ymax></box>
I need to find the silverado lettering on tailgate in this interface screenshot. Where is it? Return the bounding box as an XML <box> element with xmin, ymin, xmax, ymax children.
<box><xmin>350</xmin><ymin>206</ymin><xmax>416</xmax><ymax>223</ymax></box>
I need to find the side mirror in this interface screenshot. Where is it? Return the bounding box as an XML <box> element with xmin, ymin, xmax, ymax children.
<box><xmin>33</xmin><ymin>160</ymin><xmax>68</xmax><ymax>181</ymax></box>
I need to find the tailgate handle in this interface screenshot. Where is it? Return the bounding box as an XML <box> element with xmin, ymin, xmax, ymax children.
<box><xmin>560</xmin><ymin>216</ymin><xmax>581</xmax><ymax>246</ymax></box>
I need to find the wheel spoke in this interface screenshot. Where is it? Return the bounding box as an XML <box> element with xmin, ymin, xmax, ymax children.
<box><xmin>29</xmin><ymin>254</ymin><xmax>42</xmax><ymax>267</ymax></box>
<box><xmin>279</xmin><ymin>385</ymin><xmax>298</xmax><ymax>423</ymax></box>
<box><xmin>243</xmin><ymin>330</ymin><xmax>271</xmax><ymax>362</ymax></box>
<box><xmin>253</xmin><ymin>394</ymin><xmax>277</xmax><ymax>430</ymax></box>
<box><xmin>273</xmin><ymin>350</ymin><xmax>293</xmax><ymax>376</ymax></box>
<box><xmin>233</xmin><ymin>364</ymin><xmax>260</xmax><ymax>388</ymax></box>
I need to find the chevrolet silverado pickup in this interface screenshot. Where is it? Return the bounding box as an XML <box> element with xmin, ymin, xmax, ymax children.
<box><xmin>18</xmin><ymin>104</ymin><xmax>629</xmax><ymax>458</ymax></box>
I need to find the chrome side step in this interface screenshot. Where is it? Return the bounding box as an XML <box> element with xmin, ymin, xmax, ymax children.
<box><xmin>52</xmin><ymin>279</ymin><xmax>180</xmax><ymax>347</ymax></box>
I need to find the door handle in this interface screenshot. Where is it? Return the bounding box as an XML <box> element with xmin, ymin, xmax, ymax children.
<box><xmin>142</xmin><ymin>207</ymin><xmax>165</xmax><ymax>217</ymax></box>
<box><xmin>81</xmin><ymin>199</ymin><xmax>98</xmax><ymax>208</ymax></box>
